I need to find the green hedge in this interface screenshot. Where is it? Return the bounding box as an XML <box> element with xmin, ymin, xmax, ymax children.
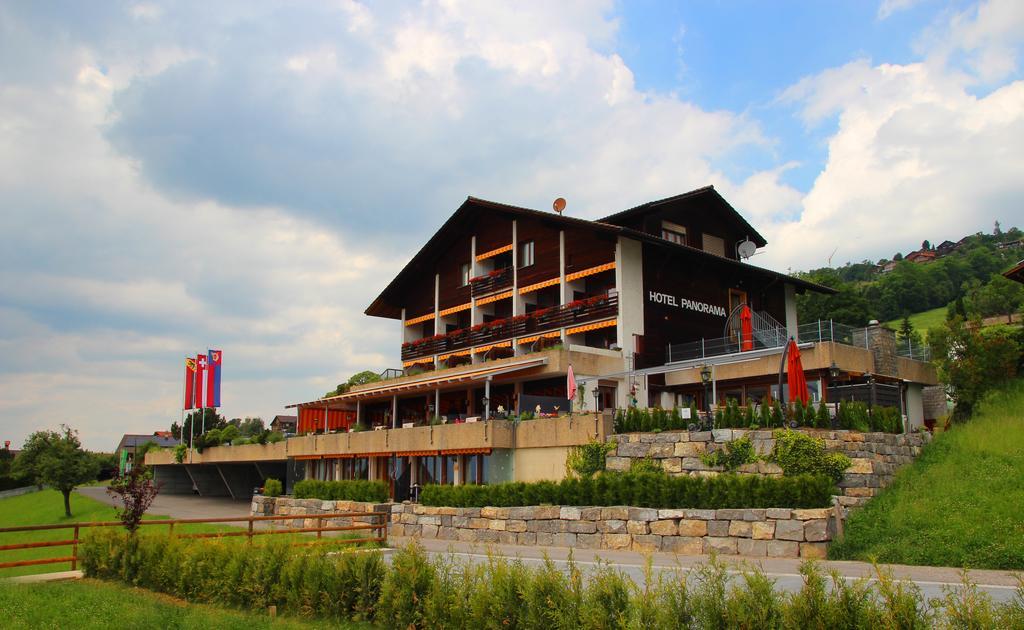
<box><xmin>420</xmin><ymin>471</ymin><xmax>834</xmax><ymax>509</ymax></box>
<box><xmin>80</xmin><ymin>534</ymin><xmax>1022</xmax><ymax>627</ymax></box>
<box><xmin>292</xmin><ymin>479</ymin><xmax>388</xmax><ymax>503</ymax></box>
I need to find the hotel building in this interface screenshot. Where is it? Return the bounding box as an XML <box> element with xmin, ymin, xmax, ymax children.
<box><xmin>148</xmin><ymin>187</ymin><xmax>938</xmax><ymax>499</ymax></box>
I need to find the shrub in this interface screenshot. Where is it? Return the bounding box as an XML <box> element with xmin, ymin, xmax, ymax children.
<box><xmin>700</xmin><ymin>436</ymin><xmax>758</xmax><ymax>472</ymax></box>
<box><xmin>771</xmin><ymin>430</ymin><xmax>851</xmax><ymax>483</ymax></box>
<box><xmin>565</xmin><ymin>439</ymin><xmax>616</xmax><ymax>479</ymax></box>
<box><xmin>106</xmin><ymin>465</ymin><xmax>160</xmax><ymax>532</ymax></box>
<box><xmin>263</xmin><ymin>478</ymin><xmax>282</xmax><ymax>497</ymax></box>
<box><xmin>292</xmin><ymin>479</ymin><xmax>388</xmax><ymax>503</ymax></box>
<box><xmin>629</xmin><ymin>457</ymin><xmax>663</xmax><ymax>474</ymax></box>
<box><xmin>420</xmin><ymin>470</ymin><xmax>835</xmax><ymax>510</ymax></box>
<box><xmin>613</xmin><ymin>406</ymin><xmax>704</xmax><ymax>433</ymax></box>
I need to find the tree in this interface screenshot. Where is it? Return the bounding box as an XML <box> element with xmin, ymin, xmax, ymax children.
<box><xmin>107</xmin><ymin>465</ymin><xmax>160</xmax><ymax>533</ymax></box>
<box><xmin>966</xmin><ymin>276</ymin><xmax>1024</xmax><ymax>322</ymax></box>
<box><xmin>179</xmin><ymin>409</ymin><xmax>227</xmax><ymax>447</ymax></box>
<box><xmin>324</xmin><ymin>370</ymin><xmax>383</xmax><ymax>397</ymax></box>
<box><xmin>893</xmin><ymin>252</ymin><xmax>903</xmax><ymax>261</ymax></box>
<box><xmin>230</xmin><ymin>417</ymin><xmax>265</xmax><ymax>437</ymax></box>
<box><xmin>922</xmin><ymin>240</ymin><xmax>931</xmax><ymax>251</ymax></box>
<box><xmin>14</xmin><ymin>426</ymin><xmax>100</xmax><ymax>517</ymax></box>
<box><xmin>928</xmin><ymin>317</ymin><xmax>1020</xmax><ymax>420</ymax></box>
<box><xmin>897</xmin><ymin>315</ymin><xmax>923</xmax><ymax>354</ymax></box>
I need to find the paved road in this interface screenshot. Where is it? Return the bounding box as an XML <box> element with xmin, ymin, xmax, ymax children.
<box><xmin>75</xmin><ymin>490</ymin><xmax>1021</xmax><ymax>604</ymax></box>
<box><xmin>394</xmin><ymin>537</ymin><xmax>1023</xmax><ymax>605</ymax></box>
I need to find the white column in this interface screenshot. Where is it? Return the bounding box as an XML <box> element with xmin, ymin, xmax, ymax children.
<box><xmin>559</xmin><ymin>229</ymin><xmax>567</xmax><ymax>345</ymax></box>
<box><xmin>484</xmin><ymin>378</ymin><xmax>491</xmax><ymax>420</ymax></box>
<box><xmin>784</xmin><ymin>283</ymin><xmax>799</xmax><ymax>340</ymax></box>
<box><xmin>355</xmin><ymin>400</ymin><xmax>362</xmax><ymax>427</ymax></box>
<box><xmin>512</xmin><ymin>220</ymin><xmax>521</xmax><ymax>315</ymax></box>
<box><xmin>435</xmin><ymin>389</ymin><xmax>441</xmax><ymax>420</ymax></box>
<box><xmin>391</xmin><ymin>395</ymin><xmax>398</xmax><ymax>428</ymax></box>
<box><xmin>434</xmin><ymin>273</ymin><xmax>441</xmax><ymax>335</ymax></box>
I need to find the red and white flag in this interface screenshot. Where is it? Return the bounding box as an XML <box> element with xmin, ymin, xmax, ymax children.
<box><xmin>195</xmin><ymin>353</ymin><xmax>207</xmax><ymax>409</ymax></box>
<box><xmin>184</xmin><ymin>358</ymin><xmax>197</xmax><ymax>409</ymax></box>
<box><xmin>567</xmin><ymin>365</ymin><xmax>577</xmax><ymax>403</ymax></box>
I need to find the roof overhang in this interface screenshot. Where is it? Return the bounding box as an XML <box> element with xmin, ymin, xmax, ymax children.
<box><xmin>287</xmin><ymin>356</ymin><xmax>550</xmax><ymax>408</ymax></box>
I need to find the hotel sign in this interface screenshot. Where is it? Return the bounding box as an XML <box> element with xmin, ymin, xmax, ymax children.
<box><xmin>648</xmin><ymin>291</ymin><xmax>727</xmax><ymax>317</ymax></box>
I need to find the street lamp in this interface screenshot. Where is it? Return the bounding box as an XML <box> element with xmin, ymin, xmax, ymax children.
<box><xmin>829</xmin><ymin>362</ymin><xmax>840</xmax><ymax>379</ymax></box>
<box><xmin>700</xmin><ymin>364</ymin><xmax>712</xmax><ymax>418</ymax></box>
<box><xmin>593</xmin><ymin>386</ymin><xmax>601</xmax><ymax>414</ymax></box>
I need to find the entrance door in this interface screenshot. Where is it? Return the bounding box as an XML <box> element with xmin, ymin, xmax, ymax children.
<box><xmin>728</xmin><ymin>289</ymin><xmax>748</xmax><ymax>345</ymax></box>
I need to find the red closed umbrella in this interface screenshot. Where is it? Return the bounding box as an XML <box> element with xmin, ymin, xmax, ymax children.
<box><xmin>786</xmin><ymin>339</ymin><xmax>810</xmax><ymax>404</ymax></box>
<box><xmin>740</xmin><ymin>305</ymin><xmax>754</xmax><ymax>351</ymax></box>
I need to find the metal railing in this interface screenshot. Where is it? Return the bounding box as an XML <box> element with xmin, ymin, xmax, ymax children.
<box><xmin>896</xmin><ymin>337</ymin><xmax>931</xmax><ymax>362</ymax></box>
<box><xmin>0</xmin><ymin>510</ymin><xmax>388</xmax><ymax>573</ymax></box>
<box><xmin>469</xmin><ymin>267</ymin><xmax>513</xmax><ymax>297</ymax></box>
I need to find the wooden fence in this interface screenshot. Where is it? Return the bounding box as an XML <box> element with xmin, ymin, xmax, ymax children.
<box><xmin>0</xmin><ymin>511</ymin><xmax>388</xmax><ymax>573</ymax></box>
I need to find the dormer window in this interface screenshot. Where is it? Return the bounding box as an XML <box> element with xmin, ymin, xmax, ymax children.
<box><xmin>660</xmin><ymin>220</ymin><xmax>687</xmax><ymax>245</ymax></box>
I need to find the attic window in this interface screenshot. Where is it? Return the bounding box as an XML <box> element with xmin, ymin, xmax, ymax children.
<box><xmin>660</xmin><ymin>220</ymin><xmax>687</xmax><ymax>245</ymax></box>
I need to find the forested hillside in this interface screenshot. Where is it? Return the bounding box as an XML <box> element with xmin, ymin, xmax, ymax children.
<box><xmin>795</xmin><ymin>227</ymin><xmax>1024</xmax><ymax>329</ymax></box>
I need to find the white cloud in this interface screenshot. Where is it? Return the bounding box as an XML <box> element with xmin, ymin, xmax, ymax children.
<box><xmin>878</xmin><ymin>0</ymin><xmax>925</xmax><ymax>20</ymax></box>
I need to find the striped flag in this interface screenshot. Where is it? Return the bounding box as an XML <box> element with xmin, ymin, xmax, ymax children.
<box><xmin>184</xmin><ymin>358</ymin><xmax>197</xmax><ymax>409</ymax></box>
<box><xmin>205</xmin><ymin>349</ymin><xmax>222</xmax><ymax>408</ymax></box>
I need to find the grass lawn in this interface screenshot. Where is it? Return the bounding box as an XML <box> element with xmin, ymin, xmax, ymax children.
<box><xmin>885</xmin><ymin>305</ymin><xmax>948</xmax><ymax>334</ymax></box>
<box><xmin>829</xmin><ymin>380</ymin><xmax>1024</xmax><ymax>570</ymax></box>
<box><xmin>0</xmin><ymin>578</ymin><xmax>365</xmax><ymax>629</ymax></box>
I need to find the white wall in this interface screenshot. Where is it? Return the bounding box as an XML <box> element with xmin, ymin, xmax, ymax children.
<box><xmin>616</xmin><ymin>236</ymin><xmax>646</xmax><ymax>407</ymax></box>
<box><xmin>905</xmin><ymin>383</ymin><xmax>924</xmax><ymax>430</ymax></box>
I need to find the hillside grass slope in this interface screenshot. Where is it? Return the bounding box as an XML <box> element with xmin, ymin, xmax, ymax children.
<box><xmin>829</xmin><ymin>381</ymin><xmax>1024</xmax><ymax>569</ymax></box>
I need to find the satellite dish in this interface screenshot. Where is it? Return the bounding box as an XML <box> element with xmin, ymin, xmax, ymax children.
<box><xmin>737</xmin><ymin>238</ymin><xmax>757</xmax><ymax>260</ymax></box>
<box><xmin>553</xmin><ymin>197</ymin><xmax>566</xmax><ymax>214</ymax></box>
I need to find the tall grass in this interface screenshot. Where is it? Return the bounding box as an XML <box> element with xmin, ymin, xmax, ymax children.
<box><xmin>829</xmin><ymin>380</ymin><xmax>1024</xmax><ymax>569</ymax></box>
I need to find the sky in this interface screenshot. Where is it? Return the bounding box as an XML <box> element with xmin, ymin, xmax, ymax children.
<box><xmin>1</xmin><ymin>0</ymin><xmax>1022</xmax><ymax>451</ymax></box>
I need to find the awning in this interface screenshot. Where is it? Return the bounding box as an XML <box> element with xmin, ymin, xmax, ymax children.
<box><xmin>287</xmin><ymin>356</ymin><xmax>549</xmax><ymax>408</ymax></box>
<box><xmin>442</xmin><ymin>447</ymin><xmax>492</xmax><ymax>456</ymax></box>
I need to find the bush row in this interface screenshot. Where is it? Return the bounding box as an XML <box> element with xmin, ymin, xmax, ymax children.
<box><xmin>291</xmin><ymin>479</ymin><xmax>388</xmax><ymax>503</ymax></box>
<box><xmin>420</xmin><ymin>471</ymin><xmax>835</xmax><ymax>509</ymax></box>
<box><xmin>82</xmin><ymin>533</ymin><xmax>1024</xmax><ymax>628</ymax></box>
<box><xmin>615</xmin><ymin>401</ymin><xmax>906</xmax><ymax>433</ymax></box>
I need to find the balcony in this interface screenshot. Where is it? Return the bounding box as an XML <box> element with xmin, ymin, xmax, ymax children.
<box><xmin>469</xmin><ymin>267</ymin><xmax>513</xmax><ymax>298</ymax></box>
<box><xmin>402</xmin><ymin>293</ymin><xmax>618</xmax><ymax>362</ymax></box>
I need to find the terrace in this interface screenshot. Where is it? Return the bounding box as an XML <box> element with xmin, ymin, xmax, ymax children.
<box><xmin>401</xmin><ymin>292</ymin><xmax>618</xmax><ymax>362</ymax></box>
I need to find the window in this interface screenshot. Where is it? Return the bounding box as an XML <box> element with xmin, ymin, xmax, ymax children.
<box><xmin>460</xmin><ymin>263</ymin><xmax>471</xmax><ymax>286</ymax></box>
<box><xmin>518</xmin><ymin>240</ymin><xmax>534</xmax><ymax>268</ymax></box>
<box><xmin>702</xmin><ymin>233</ymin><xmax>725</xmax><ymax>257</ymax></box>
<box><xmin>661</xmin><ymin>220</ymin><xmax>687</xmax><ymax>245</ymax></box>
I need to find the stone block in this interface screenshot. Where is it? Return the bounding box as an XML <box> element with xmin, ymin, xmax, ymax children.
<box><xmin>534</xmin><ymin>506</ymin><xmax>562</xmax><ymax>520</ymax></box>
<box><xmin>530</xmin><ymin>519</ymin><xmax>560</xmax><ymax>533</ymax></box>
<box><xmin>728</xmin><ymin>521</ymin><xmax>752</xmax><ymax>538</ymax></box>
<box><xmin>577</xmin><ymin>533</ymin><xmax>603</xmax><ymax>549</ymax></box>
<box><xmin>518</xmin><ymin>532</ymin><xmax>537</xmax><ymax>546</ymax></box>
<box><xmin>800</xmin><ymin>542</ymin><xmax>828</xmax><ymax>559</ymax></box>
<box><xmin>404</xmin><ymin>524</ymin><xmax>422</xmax><ymax>537</ymax></box>
<box><xmin>626</xmin><ymin>520</ymin><xmax>649</xmax><ymax>535</ymax></box>
<box><xmin>743</xmin><ymin>509</ymin><xmax>766</xmax><ymax>521</ymax></box>
<box><xmin>658</xmin><ymin>509</ymin><xmax>687</xmax><ymax>520</ymax></box>
<box><xmin>536</xmin><ymin>532</ymin><xmax>554</xmax><ymax>546</ymax></box>
<box><xmin>487</xmin><ymin>519</ymin><xmax>507</xmax><ymax>531</ymax></box>
<box><xmin>847</xmin><ymin>458</ymin><xmax>873</xmax><ymax>474</ymax></box>
<box><xmin>737</xmin><ymin>539</ymin><xmax>767</xmax><ymax>558</ymax></box>
<box><xmin>717</xmin><ymin>509</ymin><xmax>746</xmax><ymax>520</ymax></box>
<box><xmin>560</xmin><ymin>507</ymin><xmax>582</xmax><ymax>520</ymax></box>
<box><xmin>678</xmin><ymin>519</ymin><xmax>708</xmax><ymax>537</ymax></box>
<box><xmin>438</xmin><ymin>527</ymin><xmax>456</xmax><ymax>540</ymax></box>
<box><xmin>628</xmin><ymin>507</ymin><xmax>659</xmax><ymax>522</ymax></box>
<box><xmin>390</xmin><ymin>523</ymin><xmax>405</xmax><ymax>536</ymax></box>
<box><xmin>679</xmin><ymin>458</ymin><xmax>706</xmax><ymax>471</ymax></box>
<box><xmin>598</xmin><ymin>520</ymin><xmax>627</xmax><ymax>534</ymax></box>
<box><xmin>632</xmin><ymin>535</ymin><xmax>662</xmax><ymax>552</ymax></box>
<box><xmin>751</xmin><ymin>521</ymin><xmax>775</xmax><ymax>540</ymax></box>
<box><xmin>502</xmin><ymin>519</ymin><xmax>526</xmax><ymax>533</ymax></box>
<box><xmin>690</xmin><ymin>431</ymin><xmax>713</xmax><ymax>442</ymax></box>
<box><xmin>845</xmin><ymin>487</ymin><xmax>874</xmax><ymax>498</ymax></box>
<box><xmin>508</xmin><ymin>506</ymin><xmax>536</xmax><ymax>520</ymax></box>
<box><xmin>601</xmin><ymin>507</ymin><xmax>629</xmax><ymax>520</ymax></box>
<box><xmin>648</xmin><ymin>443</ymin><xmax>675</xmax><ymax>458</ymax></box>
<box><xmin>664</xmin><ymin>536</ymin><xmax>704</xmax><ymax>555</ymax></box>
<box><xmin>707</xmin><ymin>520</ymin><xmax>730</xmax><ymax>537</ymax></box>
<box><xmin>674</xmin><ymin>442</ymin><xmax>705</xmax><ymax>457</ymax></box>
<box><xmin>792</xmin><ymin>508</ymin><xmax>831</xmax><ymax>520</ymax></box>
<box><xmin>603</xmin><ymin>533</ymin><xmax>632</xmax><ymax>549</ymax></box>
<box><xmin>441</xmin><ymin>515</ymin><xmax>452</xmax><ymax>528</ymax></box>
<box><xmin>481</xmin><ymin>507</ymin><xmax>510</xmax><ymax>519</ymax></box>
<box><xmin>569</xmin><ymin>520</ymin><xmax>598</xmax><ymax>534</ymax></box>
<box><xmin>498</xmin><ymin>532</ymin><xmax>518</xmax><ymax>545</ymax></box>
<box><xmin>618</xmin><ymin>442</ymin><xmax>650</xmax><ymax>457</ymax></box>
<box><xmin>712</xmin><ymin>429</ymin><xmax>734</xmax><ymax>442</ymax></box>
<box><xmin>767</xmin><ymin>540</ymin><xmax>800</xmax><ymax>558</ymax></box>
<box><xmin>705</xmin><ymin>537</ymin><xmax>738</xmax><ymax>555</ymax></box>
<box><xmin>649</xmin><ymin>520</ymin><xmax>678</xmax><ymax>536</ymax></box>
<box><xmin>662</xmin><ymin>458</ymin><xmax>683</xmax><ymax>473</ymax></box>
<box><xmin>804</xmin><ymin>519</ymin><xmax>830</xmax><ymax>542</ymax></box>
<box><xmin>419</xmin><ymin>515</ymin><xmax>442</xmax><ymax>527</ymax></box>
<box><xmin>765</xmin><ymin>508</ymin><xmax>791</xmax><ymax>520</ymax></box>
<box><xmin>421</xmin><ymin>524</ymin><xmax>439</xmax><ymax>539</ymax></box>
<box><xmin>774</xmin><ymin>520</ymin><xmax>804</xmax><ymax>541</ymax></box>
<box><xmin>400</xmin><ymin>513</ymin><xmax>418</xmax><ymax>525</ymax></box>
<box><xmin>580</xmin><ymin>507</ymin><xmax>603</xmax><ymax>521</ymax></box>
<box><xmin>683</xmin><ymin>509</ymin><xmax>717</xmax><ymax>521</ymax></box>
<box><xmin>452</xmin><ymin>516</ymin><xmax>470</xmax><ymax>528</ymax></box>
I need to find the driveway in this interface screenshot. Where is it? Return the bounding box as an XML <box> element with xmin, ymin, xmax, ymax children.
<box><xmin>77</xmin><ymin>486</ymin><xmax>251</xmax><ymax>520</ymax></box>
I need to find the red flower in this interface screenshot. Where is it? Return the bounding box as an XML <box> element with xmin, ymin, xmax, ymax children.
<box><xmin>488</xmin><ymin>269</ymin><xmax>505</xmax><ymax>277</ymax></box>
<box><xmin>568</xmin><ymin>300</ymin><xmax>585</xmax><ymax>309</ymax></box>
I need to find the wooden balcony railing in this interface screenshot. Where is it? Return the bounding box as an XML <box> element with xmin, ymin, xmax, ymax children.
<box><xmin>469</xmin><ymin>267</ymin><xmax>513</xmax><ymax>297</ymax></box>
<box><xmin>401</xmin><ymin>293</ymin><xmax>618</xmax><ymax>361</ymax></box>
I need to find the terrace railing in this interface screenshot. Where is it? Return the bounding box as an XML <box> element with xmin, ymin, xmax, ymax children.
<box><xmin>469</xmin><ymin>267</ymin><xmax>513</xmax><ymax>298</ymax></box>
<box><xmin>402</xmin><ymin>293</ymin><xmax>618</xmax><ymax>362</ymax></box>
<box><xmin>665</xmin><ymin>320</ymin><xmax>883</xmax><ymax>364</ymax></box>
<box><xmin>0</xmin><ymin>510</ymin><xmax>388</xmax><ymax>574</ymax></box>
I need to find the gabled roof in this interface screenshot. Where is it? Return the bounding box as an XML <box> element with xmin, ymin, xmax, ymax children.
<box><xmin>115</xmin><ymin>434</ymin><xmax>179</xmax><ymax>452</ymax></box>
<box><xmin>599</xmin><ymin>186</ymin><xmax>768</xmax><ymax>247</ymax></box>
<box><xmin>364</xmin><ymin>188</ymin><xmax>832</xmax><ymax>319</ymax></box>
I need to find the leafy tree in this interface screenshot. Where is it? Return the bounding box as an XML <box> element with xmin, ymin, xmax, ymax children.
<box><xmin>922</xmin><ymin>240</ymin><xmax>931</xmax><ymax>251</ymax></box>
<box><xmin>91</xmin><ymin>452</ymin><xmax>118</xmax><ymax>480</ymax></box>
<box><xmin>220</xmin><ymin>424</ymin><xmax>240</xmax><ymax>444</ymax></box>
<box><xmin>965</xmin><ymin>276</ymin><xmax>1024</xmax><ymax>322</ymax></box>
<box><xmin>928</xmin><ymin>317</ymin><xmax>1020</xmax><ymax>420</ymax></box>
<box><xmin>229</xmin><ymin>417</ymin><xmax>265</xmax><ymax>437</ymax></box>
<box><xmin>324</xmin><ymin>370</ymin><xmax>383</xmax><ymax>397</ymax></box>
<box><xmin>14</xmin><ymin>426</ymin><xmax>100</xmax><ymax>517</ymax></box>
<box><xmin>134</xmin><ymin>440</ymin><xmax>160</xmax><ymax>462</ymax></box>
<box><xmin>893</xmin><ymin>252</ymin><xmax>903</xmax><ymax>261</ymax></box>
<box><xmin>179</xmin><ymin>409</ymin><xmax>227</xmax><ymax>447</ymax></box>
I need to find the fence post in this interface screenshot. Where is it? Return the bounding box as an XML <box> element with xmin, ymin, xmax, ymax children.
<box><xmin>71</xmin><ymin>525</ymin><xmax>79</xmax><ymax>571</ymax></box>
<box><xmin>817</xmin><ymin>320</ymin><xmax>822</xmax><ymax>343</ymax></box>
<box><xmin>316</xmin><ymin>515</ymin><xmax>323</xmax><ymax>540</ymax></box>
<box><xmin>247</xmin><ymin>518</ymin><xmax>254</xmax><ymax>544</ymax></box>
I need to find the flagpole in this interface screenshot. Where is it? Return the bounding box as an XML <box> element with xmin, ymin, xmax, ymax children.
<box><xmin>179</xmin><ymin>358</ymin><xmax>186</xmax><ymax>446</ymax></box>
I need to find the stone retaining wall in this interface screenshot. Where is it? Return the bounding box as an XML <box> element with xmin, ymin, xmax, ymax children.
<box><xmin>390</xmin><ymin>503</ymin><xmax>834</xmax><ymax>559</ymax></box>
<box><xmin>605</xmin><ymin>428</ymin><xmax>930</xmax><ymax>508</ymax></box>
<box><xmin>251</xmin><ymin>496</ymin><xmax>390</xmax><ymax>530</ymax></box>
